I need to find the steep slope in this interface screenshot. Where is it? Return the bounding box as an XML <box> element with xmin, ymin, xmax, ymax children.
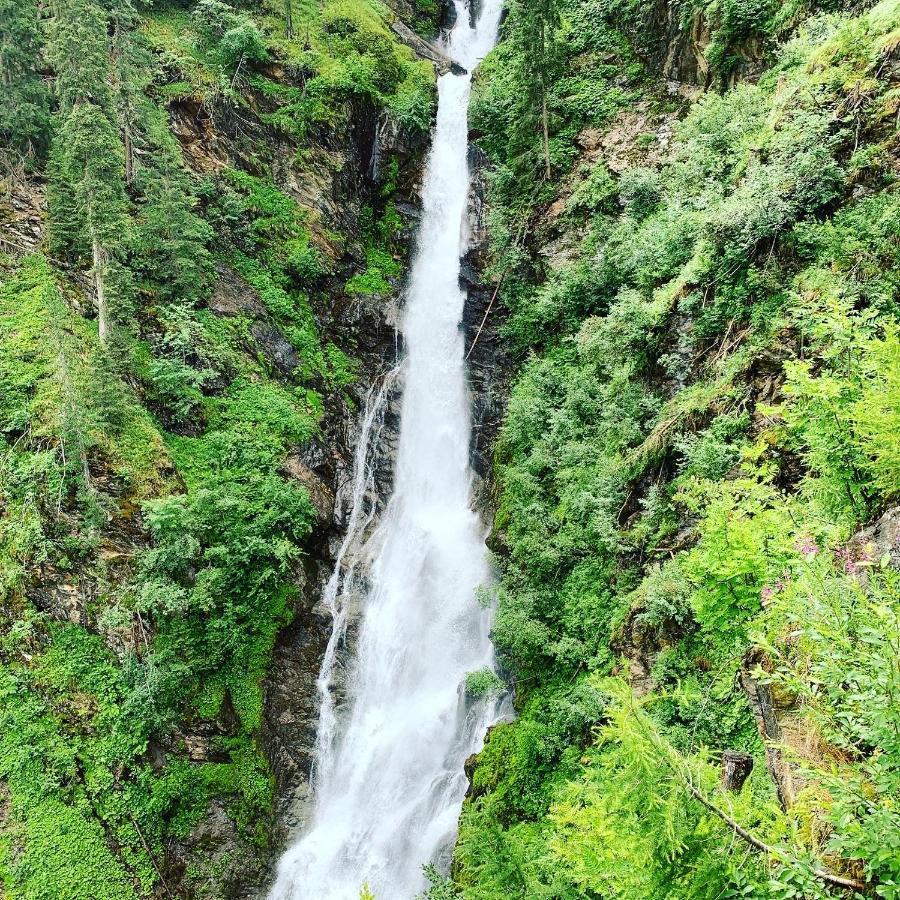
<box><xmin>444</xmin><ymin>0</ymin><xmax>900</xmax><ymax>897</ymax></box>
<box><xmin>0</xmin><ymin>0</ymin><xmax>444</xmax><ymax>897</ymax></box>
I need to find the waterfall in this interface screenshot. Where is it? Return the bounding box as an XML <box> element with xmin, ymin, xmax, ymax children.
<box><xmin>269</xmin><ymin>1</ymin><xmax>505</xmax><ymax>897</ymax></box>
<box><xmin>313</xmin><ymin>369</ymin><xmax>399</xmax><ymax>767</ymax></box>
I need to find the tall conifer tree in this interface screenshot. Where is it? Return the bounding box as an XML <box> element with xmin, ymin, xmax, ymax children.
<box><xmin>104</xmin><ymin>0</ymin><xmax>147</xmax><ymax>187</ymax></box>
<box><xmin>0</xmin><ymin>0</ymin><xmax>50</xmax><ymax>171</ymax></box>
<box><xmin>507</xmin><ymin>0</ymin><xmax>562</xmax><ymax>178</ymax></box>
<box><xmin>46</xmin><ymin>0</ymin><xmax>128</xmax><ymax>343</ymax></box>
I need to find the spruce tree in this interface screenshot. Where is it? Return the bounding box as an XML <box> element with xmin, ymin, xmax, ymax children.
<box><xmin>127</xmin><ymin>88</ymin><xmax>214</xmax><ymax>306</ymax></box>
<box><xmin>508</xmin><ymin>0</ymin><xmax>562</xmax><ymax>178</ymax></box>
<box><xmin>131</xmin><ymin>165</ymin><xmax>214</xmax><ymax>306</ymax></box>
<box><xmin>53</xmin><ymin>103</ymin><xmax>129</xmax><ymax>341</ymax></box>
<box><xmin>104</xmin><ymin>0</ymin><xmax>147</xmax><ymax>187</ymax></box>
<box><xmin>46</xmin><ymin>0</ymin><xmax>129</xmax><ymax>343</ymax></box>
<box><xmin>0</xmin><ymin>0</ymin><xmax>50</xmax><ymax>170</ymax></box>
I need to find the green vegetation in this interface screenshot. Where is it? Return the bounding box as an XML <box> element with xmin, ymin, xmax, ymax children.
<box><xmin>0</xmin><ymin>0</ymin><xmax>49</xmax><ymax>167</ymax></box>
<box><xmin>451</xmin><ymin>0</ymin><xmax>900</xmax><ymax>896</ymax></box>
<box><xmin>144</xmin><ymin>0</ymin><xmax>436</xmax><ymax>133</ymax></box>
<box><xmin>0</xmin><ymin>246</ymin><xmax>302</xmax><ymax>898</ymax></box>
<box><xmin>1</xmin><ymin>0</ymin><xmax>432</xmax><ymax>893</ymax></box>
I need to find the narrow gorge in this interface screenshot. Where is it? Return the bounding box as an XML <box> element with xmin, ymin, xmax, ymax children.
<box><xmin>270</xmin><ymin>1</ymin><xmax>504</xmax><ymax>894</ymax></box>
<box><xmin>1</xmin><ymin>0</ymin><xmax>899</xmax><ymax>897</ymax></box>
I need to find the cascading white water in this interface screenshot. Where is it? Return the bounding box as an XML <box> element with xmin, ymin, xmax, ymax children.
<box><xmin>313</xmin><ymin>369</ymin><xmax>399</xmax><ymax>766</ymax></box>
<box><xmin>269</xmin><ymin>2</ymin><xmax>504</xmax><ymax>898</ymax></box>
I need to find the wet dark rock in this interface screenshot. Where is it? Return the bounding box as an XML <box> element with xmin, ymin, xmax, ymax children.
<box><xmin>464</xmin><ymin>722</ymin><xmax>502</xmax><ymax>800</ymax></box>
<box><xmin>251</xmin><ymin>321</ymin><xmax>300</xmax><ymax>376</ymax></box>
<box><xmin>147</xmin><ymin>741</ymin><xmax>168</xmax><ymax>773</ymax></box>
<box><xmin>464</xmin><ymin>751</ymin><xmax>479</xmax><ymax>797</ymax></box>
<box><xmin>439</xmin><ymin>0</ymin><xmax>457</xmax><ymax>42</ymax></box>
<box><xmin>467</xmin><ymin>0</ymin><xmax>483</xmax><ymax>30</ymax></box>
<box><xmin>208</xmin><ymin>264</ymin><xmax>268</xmax><ymax>318</ymax></box>
<box><xmin>283</xmin><ymin>455</ymin><xmax>336</xmax><ymax>526</ymax></box>
<box><xmin>262</xmin><ymin>579</ymin><xmax>333</xmax><ymax>837</ymax></box>
<box><xmin>441</xmin><ymin>0</ymin><xmax>457</xmax><ymax>30</ymax></box>
<box><xmin>168</xmin><ymin>800</ymin><xmax>269</xmax><ymax>900</ymax></box>
<box><xmin>461</xmin><ymin>143</ymin><xmax>514</xmax><ymax>496</ymax></box>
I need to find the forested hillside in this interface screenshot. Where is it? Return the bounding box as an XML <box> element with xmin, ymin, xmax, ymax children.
<box><xmin>443</xmin><ymin>0</ymin><xmax>900</xmax><ymax>897</ymax></box>
<box><xmin>0</xmin><ymin>0</ymin><xmax>438</xmax><ymax>895</ymax></box>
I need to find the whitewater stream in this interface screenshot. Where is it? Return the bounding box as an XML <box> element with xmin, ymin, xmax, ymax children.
<box><xmin>269</xmin><ymin>0</ymin><xmax>505</xmax><ymax>896</ymax></box>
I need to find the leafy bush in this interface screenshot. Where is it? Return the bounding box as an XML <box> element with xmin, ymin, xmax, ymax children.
<box><xmin>138</xmin><ymin>466</ymin><xmax>313</xmax><ymax>730</ymax></box>
<box><xmin>192</xmin><ymin>0</ymin><xmax>268</xmax><ymax>78</ymax></box>
<box><xmin>757</xmin><ymin>559</ymin><xmax>900</xmax><ymax>891</ymax></box>
<box><xmin>617</xmin><ymin>167</ymin><xmax>663</xmax><ymax>220</ymax></box>
<box><xmin>465</xmin><ymin>668</ymin><xmax>505</xmax><ymax>700</ymax></box>
<box><xmin>674</xmin><ymin>412</ymin><xmax>750</xmax><ymax>480</ymax></box>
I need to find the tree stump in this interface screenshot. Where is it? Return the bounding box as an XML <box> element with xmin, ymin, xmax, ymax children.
<box><xmin>740</xmin><ymin>651</ymin><xmax>795</xmax><ymax>810</ymax></box>
<box><xmin>721</xmin><ymin>750</ymin><xmax>754</xmax><ymax>792</ymax></box>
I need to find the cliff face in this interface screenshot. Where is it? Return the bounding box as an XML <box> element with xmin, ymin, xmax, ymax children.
<box><xmin>258</xmin><ymin>99</ymin><xmax>420</xmax><ymax>858</ymax></box>
<box><xmin>0</xmin><ymin>0</ymin><xmax>454</xmax><ymax>896</ymax></box>
<box><xmin>618</xmin><ymin>0</ymin><xmax>777</xmax><ymax>90</ymax></box>
<box><xmin>165</xmin><ymin>85</ymin><xmax>425</xmax><ymax>897</ymax></box>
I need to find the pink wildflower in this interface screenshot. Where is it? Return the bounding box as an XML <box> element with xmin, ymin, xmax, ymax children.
<box><xmin>833</xmin><ymin>545</ymin><xmax>855</xmax><ymax>574</ymax></box>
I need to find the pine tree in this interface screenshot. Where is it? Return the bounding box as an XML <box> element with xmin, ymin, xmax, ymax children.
<box><xmin>46</xmin><ymin>0</ymin><xmax>129</xmax><ymax>343</ymax></box>
<box><xmin>131</xmin><ymin>166</ymin><xmax>214</xmax><ymax>305</ymax></box>
<box><xmin>507</xmin><ymin>0</ymin><xmax>562</xmax><ymax>179</ymax></box>
<box><xmin>104</xmin><ymin>0</ymin><xmax>148</xmax><ymax>188</ymax></box>
<box><xmin>46</xmin><ymin>0</ymin><xmax>114</xmax><ymax>111</ymax></box>
<box><xmin>127</xmin><ymin>90</ymin><xmax>214</xmax><ymax>306</ymax></box>
<box><xmin>53</xmin><ymin>103</ymin><xmax>129</xmax><ymax>341</ymax></box>
<box><xmin>0</xmin><ymin>0</ymin><xmax>50</xmax><ymax>170</ymax></box>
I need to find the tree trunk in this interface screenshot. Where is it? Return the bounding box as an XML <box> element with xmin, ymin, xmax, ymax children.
<box><xmin>124</xmin><ymin>123</ymin><xmax>134</xmax><ymax>187</ymax></box>
<box><xmin>53</xmin><ymin>343</ymin><xmax>93</xmax><ymax>499</ymax></box>
<box><xmin>740</xmin><ymin>652</ymin><xmax>795</xmax><ymax>810</ymax></box>
<box><xmin>541</xmin><ymin>91</ymin><xmax>550</xmax><ymax>178</ymax></box>
<box><xmin>111</xmin><ymin>20</ymin><xmax>136</xmax><ymax>188</ymax></box>
<box><xmin>720</xmin><ymin>750</ymin><xmax>753</xmax><ymax>792</ymax></box>
<box><xmin>539</xmin><ymin>22</ymin><xmax>551</xmax><ymax>179</ymax></box>
<box><xmin>92</xmin><ymin>234</ymin><xmax>110</xmax><ymax>343</ymax></box>
<box><xmin>285</xmin><ymin>0</ymin><xmax>293</xmax><ymax>38</ymax></box>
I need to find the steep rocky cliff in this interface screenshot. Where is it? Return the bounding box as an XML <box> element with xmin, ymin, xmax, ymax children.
<box><xmin>0</xmin><ymin>0</ymin><xmax>463</xmax><ymax>895</ymax></box>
